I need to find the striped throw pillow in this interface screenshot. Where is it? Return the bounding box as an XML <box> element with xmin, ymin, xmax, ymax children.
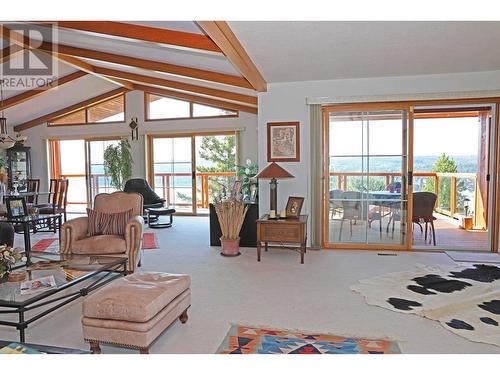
<box><xmin>87</xmin><ymin>208</ymin><xmax>133</xmax><ymax>237</ymax></box>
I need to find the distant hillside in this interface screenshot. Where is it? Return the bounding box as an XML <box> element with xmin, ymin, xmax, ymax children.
<box><xmin>330</xmin><ymin>155</ymin><xmax>477</xmax><ymax>173</ymax></box>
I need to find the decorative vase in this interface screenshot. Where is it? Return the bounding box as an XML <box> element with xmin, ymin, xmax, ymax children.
<box><xmin>220</xmin><ymin>237</ymin><xmax>241</xmax><ymax>257</ymax></box>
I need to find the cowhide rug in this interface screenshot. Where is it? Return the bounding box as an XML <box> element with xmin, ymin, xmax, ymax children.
<box><xmin>351</xmin><ymin>264</ymin><xmax>500</xmax><ymax>347</ymax></box>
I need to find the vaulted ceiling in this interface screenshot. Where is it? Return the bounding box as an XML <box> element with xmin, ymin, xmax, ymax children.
<box><xmin>3</xmin><ymin>21</ymin><xmax>500</xmax><ymax>131</ymax></box>
<box><xmin>0</xmin><ymin>21</ymin><xmax>266</xmax><ymax>131</ymax></box>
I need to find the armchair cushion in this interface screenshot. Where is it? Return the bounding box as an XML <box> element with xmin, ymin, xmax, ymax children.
<box><xmin>71</xmin><ymin>234</ymin><xmax>127</xmax><ymax>255</ymax></box>
<box><xmin>87</xmin><ymin>208</ymin><xmax>132</xmax><ymax>236</ymax></box>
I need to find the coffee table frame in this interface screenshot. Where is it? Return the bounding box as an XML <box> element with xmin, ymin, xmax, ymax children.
<box><xmin>0</xmin><ymin>255</ymin><xmax>127</xmax><ymax>343</ymax></box>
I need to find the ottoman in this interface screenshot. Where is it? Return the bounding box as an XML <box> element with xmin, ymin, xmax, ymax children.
<box><xmin>82</xmin><ymin>272</ymin><xmax>191</xmax><ymax>354</ymax></box>
<box><xmin>146</xmin><ymin>207</ymin><xmax>176</xmax><ymax>228</ymax></box>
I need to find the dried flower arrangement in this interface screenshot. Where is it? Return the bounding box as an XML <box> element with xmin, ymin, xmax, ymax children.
<box><xmin>0</xmin><ymin>245</ymin><xmax>26</xmax><ymax>278</ymax></box>
<box><xmin>215</xmin><ymin>199</ymin><xmax>248</xmax><ymax>240</ymax></box>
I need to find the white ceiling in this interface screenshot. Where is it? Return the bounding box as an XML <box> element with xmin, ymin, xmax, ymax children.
<box><xmin>229</xmin><ymin>21</ymin><xmax>500</xmax><ymax>83</ymax></box>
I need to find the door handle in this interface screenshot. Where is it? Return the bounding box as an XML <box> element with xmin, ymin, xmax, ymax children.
<box><xmin>192</xmin><ymin>171</ymin><xmax>196</xmax><ymax>180</ymax></box>
<box><xmin>408</xmin><ymin>171</ymin><xmax>413</xmax><ymax>186</ymax></box>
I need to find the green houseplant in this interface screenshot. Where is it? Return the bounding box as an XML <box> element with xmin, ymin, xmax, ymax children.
<box><xmin>103</xmin><ymin>139</ymin><xmax>133</xmax><ymax>191</ymax></box>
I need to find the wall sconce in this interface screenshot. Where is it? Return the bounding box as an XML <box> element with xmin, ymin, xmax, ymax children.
<box><xmin>129</xmin><ymin>117</ymin><xmax>139</xmax><ymax>141</ymax></box>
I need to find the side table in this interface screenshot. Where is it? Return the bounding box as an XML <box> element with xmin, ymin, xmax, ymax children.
<box><xmin>256</xmin><ymin>214</ymin><xmax>308</xmax><ymax>264</ymax></box>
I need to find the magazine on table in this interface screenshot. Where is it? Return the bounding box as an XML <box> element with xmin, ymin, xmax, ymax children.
<box><xmin>20</xmin><ymin>275</ymin><xmax>57</xmax><ymax>295</ymax></box>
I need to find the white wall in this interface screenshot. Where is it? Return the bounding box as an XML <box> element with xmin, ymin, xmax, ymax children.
<box><xmin>258</xmin><ymin>69</ymin><xmax>500</xmax><ymax>242</ymax></box>
<box><xmin>22</xmin><ymin>90</ymin><xmax>258</xmax><ymax>192</ymax></box>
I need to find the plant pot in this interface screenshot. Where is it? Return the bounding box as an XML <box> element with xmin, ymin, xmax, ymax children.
<box><xmin>220</xmin><ymin>237</ymin><xmax>241</xmax><ymax>257</ymax></box>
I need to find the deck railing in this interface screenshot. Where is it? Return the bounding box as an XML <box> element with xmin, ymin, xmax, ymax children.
<box><xmin>154</xmin><ymin>171</ymin><xmax>236</xmax><ymax>209</ymax></box>
<box><xmin>329</xmin><ymin>171</ymin><xmax>478</xmax><ymax>219</ymax></box>
<box><xmin>60</xmin><ymin>172</ymin><xmax>236</xmax><ymax>209</ymax></box>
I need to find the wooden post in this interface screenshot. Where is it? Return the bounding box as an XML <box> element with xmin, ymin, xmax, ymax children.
<box><xmin>450</xmin><ymin>176</ymin><xmax>457</xmax><ymax>217</ymax></box>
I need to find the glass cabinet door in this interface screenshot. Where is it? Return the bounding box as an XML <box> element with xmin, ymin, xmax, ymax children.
<box><xmin>8</xmin><ymin>146</ymin><xmax>31</xmax><ymax>192</ymax></box>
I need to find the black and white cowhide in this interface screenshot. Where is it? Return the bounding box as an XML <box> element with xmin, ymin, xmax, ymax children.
<box><xmin>351</xmin><ymin>264</ymin><xmax>500</xmax><ymax>347</ymax></box>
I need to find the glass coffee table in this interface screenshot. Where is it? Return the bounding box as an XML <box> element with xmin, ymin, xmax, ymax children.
<box><xmin>0</xmin><ymin>252</ymin><xmax>127</xmax><ymax>343</ymax></box>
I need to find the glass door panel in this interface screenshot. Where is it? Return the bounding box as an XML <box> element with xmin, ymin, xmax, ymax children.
<box><xmin>326</xmin><ymin>110</ymin><xmax>409</xmax><ymax>248</ymax></box>
<box><xmin>152</xmin><ymin>137</ymin><xmax>194</xmax><ymax>213</ymax></box>
<box><xmin>194</xmin><ymin>134</ymin><xmax>236</xmax><ymax>214</ymax></box>
<box><xmin>86</xmin><ymin>139</ymin><xmax>120</xmax><ymax>203</ymax></box>
<box><xmin>58</xmin><ymin>139</ymin><xmax>87</xmax><ymax>213</ymax></box>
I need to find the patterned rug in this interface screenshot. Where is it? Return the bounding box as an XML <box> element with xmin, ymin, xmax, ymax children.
<box><xmin>31</xmin><ymin>232</ymin><xmax>159</xmax><ymax>252</ymax></box>
<box><xmin>216</xmin><ymin>325</ymin><xmax>401</xmax><ymax>354</ymax></box>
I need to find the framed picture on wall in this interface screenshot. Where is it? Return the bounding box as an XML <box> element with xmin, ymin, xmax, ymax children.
<box><xmin>267</xmin><ymin>122</ymin><xmax>300</xmax><ymax>162</ymax></box>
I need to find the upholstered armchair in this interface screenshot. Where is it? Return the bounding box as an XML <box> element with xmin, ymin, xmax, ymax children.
<box><xmin>61</xmin><ymin>192</ymin><xmax>144</xmax><ymax>272</ymax></box>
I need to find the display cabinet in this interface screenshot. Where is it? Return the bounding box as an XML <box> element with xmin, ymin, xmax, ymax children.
<box><xmin>6</xmin><ymin>145</ymin><xmax>31</xmax><ymax>192</ymax></box>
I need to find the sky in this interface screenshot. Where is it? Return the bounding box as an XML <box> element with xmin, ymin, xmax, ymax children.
<box><xmin>330</xmin><ymin>116</ymin><xmax>480</xmax><ymax>157</ymax></box>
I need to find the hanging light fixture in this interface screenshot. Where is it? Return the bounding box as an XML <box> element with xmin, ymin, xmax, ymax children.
<box><xmin>0</xmin><ymin>80</ymin><xmax>27</xmax><ymax>149</ymax></box>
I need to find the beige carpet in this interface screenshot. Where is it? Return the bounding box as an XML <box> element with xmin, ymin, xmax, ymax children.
<box><xmin>2</xmin><ymin>216</ymin><xmax>498</xmax><ymax>353</ymax></box>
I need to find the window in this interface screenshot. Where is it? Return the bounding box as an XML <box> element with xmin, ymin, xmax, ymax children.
<box><xmin>49</xmin><ymin>95</ymin><xmax>125</xmax><ymax>126</ymax></box>
<box><xmin>145</xmin><ymin>93</ymin><xmax>238</xmax><ymax>120</ymax></box>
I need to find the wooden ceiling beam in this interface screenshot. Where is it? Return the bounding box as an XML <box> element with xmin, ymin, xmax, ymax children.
<box><xmin>13</xmin><ymin>87</ymin><xmax>128</xmax><ymax>132</ymax></box>
<box><xmin>35</xmin><ymin>42</ymin><xmax>253</xmax><ymax>90</ymax></box>
<box><xmin>1</xmin><ymin>25</ymin><xmax>134</xmax><ymax>90</ymax></box>
<box><xmin>0</xmin><ymin>71</ymin><xmax>88</xmax><ymax>110</ymax></box>
<box><xmin>93</xmin><ymin>66</ymin><xmax>257</xmax><ymax>105</ymax></box>
<box><xmin>54</xmin><ymin>21</ymin><xmax>222</xmax><ymax>54</ymax></box>
<box><xmin>197</xmin><ymin>21</ymin><xmax>267</xmax><ymax>92</ymax></box>
<box><xmin>135</xmin><ymin>84</ymin><xmax>257</xmax><ymax>115</ymax></box>
<box><xmin>0</xmin><ymin>44</ymin><xmax>23</xmax><ymax>64</ymax></box>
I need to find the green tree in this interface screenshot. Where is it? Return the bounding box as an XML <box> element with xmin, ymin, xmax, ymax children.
<box><xmin>103</xmin><ymin>139</ymin><xmax>132</xmax><ymax>190</ymax></box>
<box><xmin>423</xmin><ymin>153</ymin><xmax>458</xmax><ymax>210</ymax></box>
<box><xmin>196</xmin><ymin>136</ymin><xmax>236</xmax><ymax>173</ymax></box>
<box><xmin>177</xmin><ymin>136</ymin><xmax>236</xmax><ymax>204</ymax></box>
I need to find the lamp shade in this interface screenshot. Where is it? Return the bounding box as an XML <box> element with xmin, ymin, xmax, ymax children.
<box><xmin>255</xmin><ymin>162</ymin><xmax>294</xmax><ymax>179</ymax></box>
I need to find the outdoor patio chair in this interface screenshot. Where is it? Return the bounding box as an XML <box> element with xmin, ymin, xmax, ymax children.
<box><xmin>412</xmin><ymin>192</ymin><xmax>437</xmax><ymax>245</ymax></box>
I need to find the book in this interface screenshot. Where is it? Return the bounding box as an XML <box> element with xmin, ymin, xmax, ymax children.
<box><xmin>20</xmin><ymin>275</ymin><xmax>57</xmax><ymax>295</ymax></box>
<box><xmin>0</xmin><ymin>343</ymin><xmax>43</xmax><ymax>354</ymax></box>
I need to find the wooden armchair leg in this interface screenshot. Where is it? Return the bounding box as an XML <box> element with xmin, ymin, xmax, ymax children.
<box><xmin>89</xmin><ymin>341</ymin><xmax>101</xmax><ymax>354</ymax></box>
<box><xmin>179</xmin><ymin>309</ymin><xmax>189</xmax><ymax>324</ymax></box>
<box><xmin>139</xmin><ymin>348</ymin><xmax>149</xmax><ymax>354</ymax></box>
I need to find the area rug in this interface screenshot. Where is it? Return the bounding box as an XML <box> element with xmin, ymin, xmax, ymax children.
<box><xmin>31</xmin><ymin>232</ymin><xmax>159</xmax><ymax>252</ymax></box>
<box><xmin>216</xmin><ymin>325</ymin><xmax>401</xmax><ymax>354</ymax></box>
<box><xmin>351</xmin><ymin>264</ymin><xmax>500</xmax><ymax>347</ymax></box>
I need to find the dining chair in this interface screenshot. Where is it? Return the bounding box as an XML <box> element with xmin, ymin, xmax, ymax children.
<box><xmin>26</xmin><ymin>179</ymin><xmax>40</xmax><ymax>205</ymax></box>
<box><xmin>412</xmin><ymin>192</ymin><xmax>437</xmax><ymax>245</ymax></box>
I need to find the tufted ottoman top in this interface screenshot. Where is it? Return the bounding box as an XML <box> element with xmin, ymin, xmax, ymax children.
<box><xmin>83</xmin><ymin>272</ymin><xmax>191</xmax><ymax>323</ymax></box>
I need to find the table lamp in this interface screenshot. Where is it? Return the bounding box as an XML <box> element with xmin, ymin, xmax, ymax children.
<box><xmin>255</xmin><ymin>162</ymin><xmax>294</xmax><ymax>211</ymax></box>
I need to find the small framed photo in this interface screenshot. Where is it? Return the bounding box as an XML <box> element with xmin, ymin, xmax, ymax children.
<box><xmin>230</xmin><ymin>180</ymin><xmax>243</xmax><ymax>198</ymax></box>
<box><xmin>6</xmin><ymin>197</ymin><xmax>27</xmax><ymax>219</ymax></box>
<box><xmin>285</xmin><ymin>196</ymin><xmax>304</xmax><ymax>218</ymax></box>
<box><xmin>267</xmin><ymin>121</ymin><xmax>300</xmax><ymax>162</ymax></box>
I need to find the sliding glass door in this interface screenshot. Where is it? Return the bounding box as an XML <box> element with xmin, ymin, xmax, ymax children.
<box><xmin>324</xmin><ymin>107</ymin><xmax>410</xmax><ymax>249</ymax></box>
<box><xmin>150</xmin><ymin>136</ymin><xmax>195</xmax><ymax>214</ymax></box>
<box><xmin>148</xmin><ymin>132</ymin><xmax>237</xmax><ymax>215</ymax></box>
<box><xmin>49</xmin><ymin>138</ymin><xmax>120</xmax><ymax>213</ymax></box>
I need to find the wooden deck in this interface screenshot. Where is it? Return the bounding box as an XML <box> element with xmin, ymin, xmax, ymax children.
<box><xmin>328</xmin><ymin>212</ymin><xmax>489</xmax><ymax>251</ymax></box>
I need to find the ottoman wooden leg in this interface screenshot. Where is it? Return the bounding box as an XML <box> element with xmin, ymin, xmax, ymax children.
<box><xmin>139</xmin><ymin>348</ymin><xmax>149</xmax><ymax>354</ymax></box>
<box><xmin>179</xmin><ymin>309</ymin><xmax>189</xmax><ymax>324</ymax></box>
<box><xmin>89</xmin><ymin>341</ymin><xmax>101</xmax><ymax>354</ymax></box>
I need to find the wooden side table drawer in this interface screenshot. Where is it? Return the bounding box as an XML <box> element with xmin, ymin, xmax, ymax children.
<box><xmin>260</xmin><ymin>223</ymin><xmax>302</xmax><ymax>242</ymax></box>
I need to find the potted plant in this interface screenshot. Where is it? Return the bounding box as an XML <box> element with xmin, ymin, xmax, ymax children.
<box><xmin>215</xmin><ymin>198</ymin><xmax>248</xmax><ymax>256</ymax></box>
<box><xmin>103</xmin><ymin>139</ymin><xmax>133</xmax><ymax>191</ymax></box>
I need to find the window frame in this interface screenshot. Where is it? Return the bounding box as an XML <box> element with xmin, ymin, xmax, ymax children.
<box><xmin>48</xmin><ymin>94</ymin><xmax>126</xmax><ymax>127</ymax></box>
<box><xmin>144</xmin><ymin>93</ymin><xmax>239</xmax><ymax>122</ymax></box>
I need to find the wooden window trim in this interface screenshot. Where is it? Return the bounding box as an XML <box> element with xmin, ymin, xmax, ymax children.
<box><xmin>48</xmin><ymin>94</ymin><xmax>126</xmax><ymax>127</ymax></box>
<box><xmin>144</xmin><ymin>92</ymin><xmax>239</xmax><ymax>122</ymax></box>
